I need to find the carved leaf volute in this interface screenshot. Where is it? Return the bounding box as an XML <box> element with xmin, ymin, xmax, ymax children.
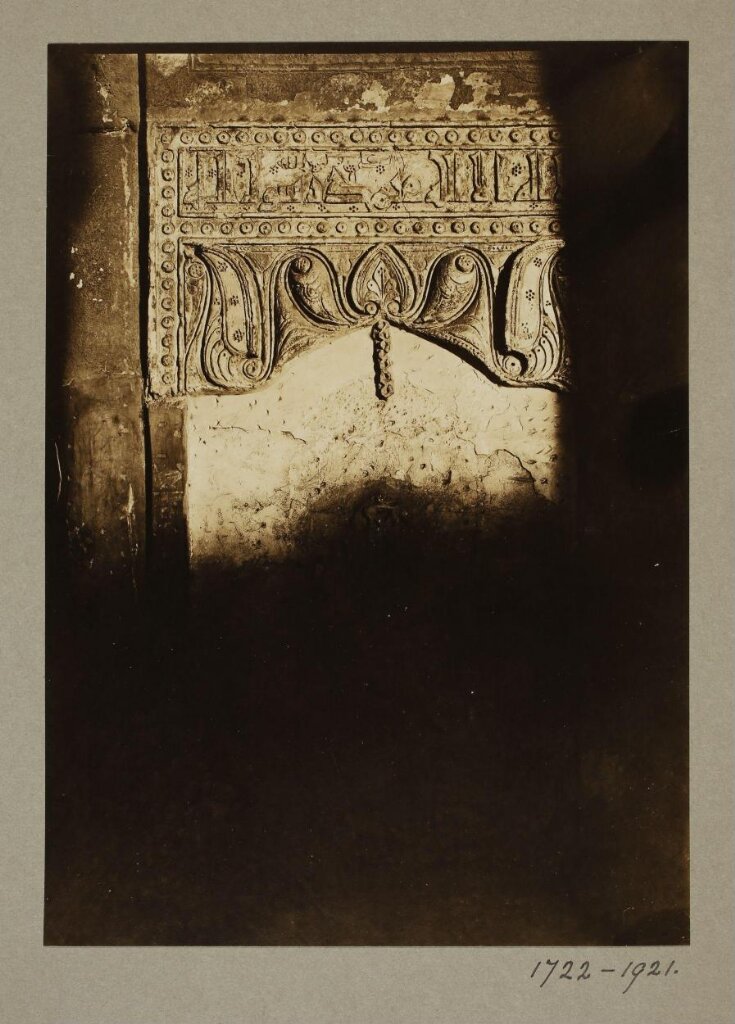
<box><xmin>196</xmin><ymin>247</ymin><xmax>269</xmax><ymax>388</ymax></box>
<box><xmin>503</xmin><ymin>238</ymin><xmax>566</xmax><ymax>387</ymax></box>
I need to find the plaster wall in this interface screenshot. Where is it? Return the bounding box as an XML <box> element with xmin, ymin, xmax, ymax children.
<box><xmin>186</xmin><ymin>328</ymin><xmax>568</xmax><ymax>567</ymax></box>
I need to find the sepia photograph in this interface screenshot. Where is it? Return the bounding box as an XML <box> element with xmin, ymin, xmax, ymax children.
<box><xmin>45</xmin><ymin>43</ymin><xmax>689</xmax><ymax>946</ymax></box>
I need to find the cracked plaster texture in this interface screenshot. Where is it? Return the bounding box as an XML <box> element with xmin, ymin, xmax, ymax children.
<box><xmin>186</xmin><ymin>327</ymin><xmax>567</xmax><ymax>566</ymax></box>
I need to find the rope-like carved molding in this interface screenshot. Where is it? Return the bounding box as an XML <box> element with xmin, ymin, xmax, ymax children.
<box><xmin>149</xmin><ymin>122</ymin><xmax>567</xmax><ymax>397</ymax></box>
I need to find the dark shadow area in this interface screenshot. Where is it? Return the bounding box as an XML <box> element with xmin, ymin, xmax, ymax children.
<box><xmin>540</xmin><ymin>42</ymin><xmax>688</xmax><ymax>554</ymax></box>
<box><xmin>46</xmin><ymin>48</ymin><xmax>147</xmax><ymax>603</ymax></box>
<box><xmin>46</xmin><ymin>482</ymin><xmax>687</xmax><ymax>944</ymax></box>
<box><xmin>46</xmin><ymin>43</ymin><xmax>688</xmax><ymax>945</ymax></box>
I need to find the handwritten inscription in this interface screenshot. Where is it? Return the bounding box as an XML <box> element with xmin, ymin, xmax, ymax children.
<box><xmin>531</xmin><ymin>958</ymin><xmax>679</xmax><ymax>995</ymax></box>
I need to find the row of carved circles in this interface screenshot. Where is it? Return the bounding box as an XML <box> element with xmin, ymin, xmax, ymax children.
<box><xmin>158</xmin><ymin>238</ymin><xmax>178</xmax><ymax>385</ymax></box>
<box><xmin>165</xmin><ymin>218</ymin><xmax>563</xmax><ymax>238</ymax></box>
<box><xmin>158</xmin><ymin>125</ymin><xmax>561</xmax><ymax>148</ymax></box>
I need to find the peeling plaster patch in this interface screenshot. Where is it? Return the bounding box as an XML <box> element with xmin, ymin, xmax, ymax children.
<box><xmin>517</xmin><ymin>98</ymin><xmax>541</xmax><ymax>115</ymax></box>
<box><xmin>186</xmin><ymin>328</ymin><xmax>566</xmax><ymax>567</ymax></box>
<box><xmin>467</xmin><ymin>72</ymin><xmax>502</xmax><ymax>105</ymax></box>
<box><xmin>93</xmin><ymin>65</ymin><xmax>114</xmax><ymax>125</ymax></box>
<box><xmin>191</xmin><ymin>79</ymin><xmax>235</xmax><ymax>104</ymax></box>
<box><xmin>457</xmin><ymin>100</ymin><xmax>533</xmax><ymax>118</ymax></box>
<box><xmin>357</xmin><ymin>81</ymin><xmax>390</xmax><ymax>112</ymax></box>
<box><xmin>91</xmin><ymin>58</ymin><xmax>132</xmax><ymax>131</ymax></box>
<box><xmin>414</xmin><ymin>74</ymin><xmax>456</xmax><ymax>111</ymax></box>
<box><xmin>151</xmin><ymin>53</ymin><xmax>190</xmax><ymax>77</ymax></box>
<box><xmin>93</xmin><ymin>121</ymin><xmax>134</xmax><ymax>137</ymax></box>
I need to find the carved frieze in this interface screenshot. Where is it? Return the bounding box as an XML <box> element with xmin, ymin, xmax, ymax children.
<box><xmin>149</xmin><ymin>122</ymin><xmax>568</xmax><ymax>397</ymax></box>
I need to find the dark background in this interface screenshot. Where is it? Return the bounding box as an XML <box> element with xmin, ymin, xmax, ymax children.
<box><xmin>46</xmin><ymin>43</ymin><xmax>688</xmax><ymax>944</ymax></box>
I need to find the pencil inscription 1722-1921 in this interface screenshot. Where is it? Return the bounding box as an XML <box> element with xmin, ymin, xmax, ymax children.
<box><xmin>531</xmin><ymin>958</ymin><xmax>680</xmax><ymax>995</ymax></box>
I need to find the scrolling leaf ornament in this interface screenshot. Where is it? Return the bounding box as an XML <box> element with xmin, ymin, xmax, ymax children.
<box><xmin>183</xmin><ymin>246</ymin><xmax>270</xmax><ymax>391</ymax></box>
<box><xmin>276</xmin><ymin>250</ymin><xmax>358</xmax><ymax>366</ymax></box>
<box><xmin>182</xmin><ymin>239</ymin><xmax>568</xmax><ymax>397</ymax></box>
<box><xmin>502</xmin><ymin>238</ymin><xmax>568</xmax><ymax>387</ymax></box>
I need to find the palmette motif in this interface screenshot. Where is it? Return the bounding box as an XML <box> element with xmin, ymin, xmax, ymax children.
<box><xmin>151</xmin><ymin>122</ymin><xmax>568</xmax><ymax>398</ymax></box>
<box><xmin>180</xmin><ymin>240</ymin><xmax>566</xmax><ymax>396</ymax></box>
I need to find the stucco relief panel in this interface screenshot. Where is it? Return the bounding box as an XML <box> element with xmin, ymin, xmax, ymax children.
<box><xmin>149</xmin><ymin>121</ymin><xmax>568</xmax><ymax>399</ymax></box>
